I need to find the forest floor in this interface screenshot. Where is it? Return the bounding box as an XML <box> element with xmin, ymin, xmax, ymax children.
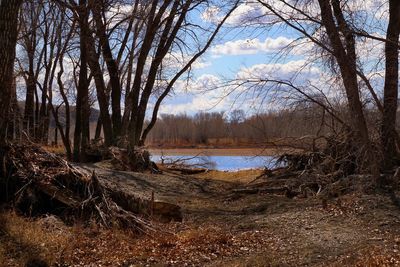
<box><xmin>1</xmin><ymin>164</ymin><xmax>400</xmax><ymax>266</ymax></box>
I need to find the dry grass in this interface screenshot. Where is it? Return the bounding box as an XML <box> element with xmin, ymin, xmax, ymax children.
<box><xmin>42</xmin><ymin>145</ymin><xmax>66</xmax><ymax>156</ymax></box>
<box><xmin>0</xmin><ymin>211</ymin><xmax>69</xmax><ymax>266</ymax></box>
<box><xmin>0</xmin><ymin>210</ymin><xmax>269</xmax><ymax>266</ymax></box>
<box><xmin>196</xmin><ymin>169</ymin><xmax>264</xmax><ymax>183</ymax></box>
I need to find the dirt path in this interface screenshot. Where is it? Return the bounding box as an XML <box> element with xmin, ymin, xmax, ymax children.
<box><xmin>82</xmin><ymin>164</ymin><xmax>400</xmax><ymax>266</ymax></box>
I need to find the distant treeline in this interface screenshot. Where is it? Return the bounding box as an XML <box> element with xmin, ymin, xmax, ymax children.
<box><xmin>146</xmin><ymin>106</ymin><xmax>331</xmax><ymax>147</ymax></box>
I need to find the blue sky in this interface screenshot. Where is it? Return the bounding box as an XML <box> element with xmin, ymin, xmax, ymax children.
<box><xmin>157</xmin><ymin>0</ymin><xmax>388</xmax><ymax>117</ymax></box>
<box><xmin>15</xmin><ymin>0</ymin><xmax>388</xmax><ymax>119</ymax></box>
<box><xmin>157</xmin><ymin>2</ymin><xmax>310</xmax><ymax>116</ymax></box>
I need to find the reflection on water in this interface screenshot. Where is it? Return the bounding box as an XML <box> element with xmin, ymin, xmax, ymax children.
<box><xmin>151</xmin><ymin>154</ymin><xmax>276</xmax><ymax>171</ymax></box>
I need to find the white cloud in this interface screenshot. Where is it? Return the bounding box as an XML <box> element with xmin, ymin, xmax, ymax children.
<box><xmin>159</xmin><ymin>74</ymin><xmax>229</xmax><ymax>114</ymax></box>
<box><xmin>192</xmin><ymin>60</ymin><xmax>212</xmax><ymax>69</ymax></box>
<box><xmin>211</xmin><ymin>37</ymin><xmax>294</xmax><ymax>56</ymax></box>
<box><xmin>201</xmin><ymin>2</ymin><xmax>271</xmax><ymax>26</ymax></box>
<box><xmin>163</xmin><ymin>52</ymin><xmax>211</xmax><ymax>71</ymax></box>
<box><xmin>225</xmin><ymin>1</ymin><xmax>272</xmax><ymax>26</ymax></box>
<box><xmin>236</xmin><ymin>60</ymin><xmax>321</xmax><ymax>83</ymax></box>
<box><xmin>201</xmin><ymin>1</ymin><xmax>320</xmax><ymax>26</ymax></box>
<box><xmin>158</xmin><ymin>60</ymin><xmax>324</xmax><ymax>115</ymax></box>
<box><xmin>200</xmin><ymin>6</ymin><xmax>221</xmax><ymax>22</ymax></box>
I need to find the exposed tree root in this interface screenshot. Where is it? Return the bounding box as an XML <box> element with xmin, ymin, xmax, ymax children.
<box><xmin>0</xmin><ymin>143</ymin><xmax>181</xmax><ymax>231</ymax></box>
<box><xmin>86</xmin><ymin>144</ymin><xmax>160</xmax><ymax>173</ymax></box>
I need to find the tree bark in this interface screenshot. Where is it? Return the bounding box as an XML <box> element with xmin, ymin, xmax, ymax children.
<box><xmin>382</xmin><ymin>0</ymin><xmax>400</xmax><ymax>170</ymax></box>
<box><xmin>90</xmin><ymin>0</ymin><xmax>122</xmax><ymax>140</ymax></box>
<box><xmin>85</xmin><ymin>32</ymin><xmax>114</xmax><ymax>146</ymax></box>
<box><xmin>0</xmin><ymin>0</ymin><xmax>22</xmax><ymax>144</ymax></box>
<box><xmin>318</xmin><ymin>0</ymin><xmax>370</xmax><ymax>145</ymax></box>
<box><xmin>73</xmin><ymin>0</ymin><xmax>90</xmax><ymax>162</ymax></box>
<box><xmin>121</xmin><ymin>0</ymin><xmax>171</xmax><ymax>139</ymax></box>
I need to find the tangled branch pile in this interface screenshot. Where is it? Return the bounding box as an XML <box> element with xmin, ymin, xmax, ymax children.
<box><xmin>86</xmin><ymin>144</ymin><xmax>159</xmax><ymax>172</ymax></box>
<box><xmin>235</xmin><ymin>133</ymin><xmax>381</xmax><ymax>199</ymax></box>
<box><xmin>0</xmin><ymin>143</ymin><xmax>180</xmax><ymax>231</ymax></box>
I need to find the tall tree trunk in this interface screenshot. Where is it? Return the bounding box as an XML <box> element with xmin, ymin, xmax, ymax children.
<box><xmin>317</xmin><ymin>0</ymin><xmax>373</xmax><ymax>173</ymax></box>
<box><xmin>73</xmin><ymin>0</ymin><xmax>90</xmax><ymax>162</ymax></box>
<box><xmin>50</xmin><ymin>12</ymin><xmax>74</xmax><ymax>160</ymax></box>
<box><xmin>24</xmin><ymin>70</ymin><xmax>36</xmax><ymax>138</ymax></box>
<box><xmin>318</xmin><ymin>0</ymin><xmax>370</xmax><ymax>143</ymax></box>
<box><xmin>54</xmin><ymin>109</ymin><xmax>58</xmax><ymax>147</ymax></box>
<box><xmin>85</xmin><ymin>32</ymin><xmax>113</xmax><ymax>146</ymax></box>
<box><xmin>382</xmin><ymin>0</ymin><xmax>400</xmax><ymax>170</ymax></box>
<box><xmin>7</xmin><ymin>78</ymin><xmax>18</xmax><ymax>140</ymax></box>
<box><xmin>0</xmin><ymin>0</ymin><xmax>22</xmax><ymax>143</ymax></box>
<box><xmin>121</xmin><ymin>0</ymin><xmax>169</xmax><ymax>139</ymax></box>
<box><xmin>0</xmin><ymin>0</ymin><xmax>22</xmax><ymax>182</ymax></box>
<box><xmin>91</xmin><ymin>0</ymin><xmax>122</xmax><ymax>140</ymax></box>
<box><xmin>126</xmin><ymin>0</ymin><xmax>183</xmax><ymax>149</ymax></box>
<box><xmin>95</xmin><ymin>117</ymin><xmax>102</xmax><ymax>140</ymax></box>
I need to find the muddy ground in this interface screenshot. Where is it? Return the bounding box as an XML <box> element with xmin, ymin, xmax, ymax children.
<box><xmin>2</xmin><ymin>163</ymin><xmax>400</xmax><ymax>266</ymax></box>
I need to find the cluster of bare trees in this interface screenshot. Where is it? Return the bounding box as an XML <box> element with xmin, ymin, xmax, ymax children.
<box><xmin>1</xmin><ymin>0</ymin><xmax>400</xmax><ymax>174</ymax></box>
<box><xmin>147</xmin><ymin>105</ymin><xmax>343</xmax><ymax>146</ymax></box>
<box><xmin>0</xmin><ymin>0</ymin><xmax>239</xmax><ymax>162</ymax></box>
<box><xmin>149</xmin><ymin>112</ymin><xmax>226</xmax><ymax>145</ymax></box>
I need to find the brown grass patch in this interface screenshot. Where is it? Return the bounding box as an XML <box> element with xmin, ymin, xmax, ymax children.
<box><xmin>42</xmin><ymin>145</ymin><xmax>66</xmax><ymax>156</ymax></box>
<box><xmin>196</xmin><ymin>169</ymin><xmax>264</xmax><ymax>183</ymax></box>
<box><xmin>0</xmin><ymin>211</ymin><xmax>69</xmax><ymax>266</ymax></box>
<box><xmin>0</xmin><ymin>210</ymin><xmax>269</xmax><ymax>266</ymax></box>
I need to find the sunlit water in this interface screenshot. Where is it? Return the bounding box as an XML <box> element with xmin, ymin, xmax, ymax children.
<box><xmin>151</xmin><ymin>154</ymin><xmax>277</xmax><ymax>171</ymax></box>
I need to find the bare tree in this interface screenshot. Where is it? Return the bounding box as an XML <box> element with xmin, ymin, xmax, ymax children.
<box><xmin>59</xmin><ymin>0</ymin><xmax>239</xmax><ymax>157</ymax></box>
<box><xmin>382</xmin><ymin>0</ymin><xmax>400</xmax><ymax>169</ymax></box>
<box><xmin>137</xmin><ymin>1</ymin><xmax>239</xmax><ymax>146</ymax></box>
<box><xmin>0</xmin><ymin>0</ymin><xmax>23</xmax><ymax>179</ymax></box>
<box><xmin>18</xmin><ymin>0</ymin><xmax>42</xmax><ymax>138</ymax></box>
<box><xmin>0</xmin><ymin>0</ymin><xmax>23</xmax><ymax>144</ymax></box>
<box><xmin>248</xmin><ymin>0</ymin><xmax>400</xmax><ymax>172</ymax></box>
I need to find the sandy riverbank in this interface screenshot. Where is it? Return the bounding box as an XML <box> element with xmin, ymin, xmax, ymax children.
<box><xmin>148</xmin><ymin>147</ymin><xmax>299</xmax><ymax>156</ymax></box>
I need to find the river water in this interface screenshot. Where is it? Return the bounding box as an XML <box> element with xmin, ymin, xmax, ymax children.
<box><xmin>151</xmin><ymin>154</ymin><xmax>277</xmax><ymax>171</ymax></box>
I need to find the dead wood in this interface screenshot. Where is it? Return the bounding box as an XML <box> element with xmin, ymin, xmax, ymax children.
<box><xmin>0</xmin><ymin>143</ymin><xmax>181</xmax><ymax>231</ymax></box>
<box><xmin>103</xmin><ymin>146</ymin><xmax>160</xmax><ymax>173</ymax></box>
<box><xmin>232</xmin><ymin>133</ymin><xmax>379</xmax><ymax>201</ymax></box>
<box><xmin>81</xmin><ymin>143</ymin><xmax>161</xmax><ymax>173</ymax></box>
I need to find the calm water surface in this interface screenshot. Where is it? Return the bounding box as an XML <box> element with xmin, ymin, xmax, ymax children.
<box><xmin>151</xmin><ymin>154</ymin><xmax>277</xmax><ymax>171</ymax></box>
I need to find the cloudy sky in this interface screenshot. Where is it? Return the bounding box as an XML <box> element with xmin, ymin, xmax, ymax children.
<box><xmin>157</xmin><ymin>0</ymin><xmax>388</xmax><ymax>116</ymax></box>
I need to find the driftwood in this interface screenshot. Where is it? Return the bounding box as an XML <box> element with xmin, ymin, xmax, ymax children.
<box><xmin>1</xmin><ymin>143</ymin><xmax>181</xmax><ymax>231</ymax></box>
<box><xmin>160</xmin><ymin>153</ymin><xmax>216</xmax><ymax>171</ymax></box>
